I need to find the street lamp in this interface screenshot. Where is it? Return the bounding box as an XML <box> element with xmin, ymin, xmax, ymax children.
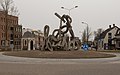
<box><xmin>61</xmin><ymin>6</ymin><xmax>78</xmax><ymax>16</ymax></box>
<box><xmin>82</xmin><ymin>22</ymin><xmax>89</xmax><ymax>45</ymax></box>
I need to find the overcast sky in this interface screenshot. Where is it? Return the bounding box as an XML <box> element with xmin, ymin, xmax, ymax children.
<box><xmin>13</xmin><ymin>0</ymin><xmax>120</xmax><ymax>39</ymax></box>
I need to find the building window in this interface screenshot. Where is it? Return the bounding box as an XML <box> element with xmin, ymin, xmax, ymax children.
<box><xmin>1</xmin><ymin>41</ymin><xmax>2</xmax><ymax>45</ymax></box>
<box><xmin>2</xmin><ymin>25</ymin><xmax>5</xmax><ymax>30</ymax></box>
<box><xmin>2</xmin><ymin>33</ymin><xmax>4</xmax><ymax>38</ymax></box>
<box><xmin>14</xmin><ymin>41</ymin><xmax>16</xmax><ymax>45</ymax></box>
<box><xmin>15</xmin><ymin>35</ymin><xmax>18</xmax><ymax>38</ymax></box>
<box><xmin>2</xmin><ymin>26</ymin><xmax>4</xmax><ymax>30</ymax></box>
<box><xmin>4</xmin><ymin>18</ymin><xmax>6</xmax><ymax>22</ymax></box>
<box><xmin>1</xmin><ymin>40</ymin><xmax>5</xmax><ymax>46</ymax></box>
<box><xmin>14</xmin><ymin>27</ymin><xmax>16</xmax><ymax>31</ymax></box>
<box><xmin>3</xmin><ymin>33</ymin><xmax>4</xmax><ymax>38</ymax></box>
<box><xmin>19</xmin><ymin>41</ymin><xmax>21</xmax><ymax>45</ymax></box>
<box><xmin>10</xmin><ymin>27</ymin><xmax>14</xmax><ymax>30</ymax></box>
<box><xmin>1</xmin><ymin>17</ymin><xmax>3</xmax><ymax>22</ymax></box>
<box><xmin>8</xmin><ymin>41</ymin><xmax>10</xmax><ymax>45</ymax></box>
<box><xmin>2</xmin><ymin>33</ymin><xmax>3</xmax><ymax>38</ymax></box>
<box><xmin>10</xmin><ymin>41</ymin><xmax>13</xmax><ymax>44</ymax></box>
<box><xmin>10</xmin><ymin>34</ymin><xmax>14</xmax><ymax>40</ymax></box>
<box><xmin>18</xmin><ymin>28</ymin><xmax>20</xmax><ymax>32</ymax></box>
<box><xmin>108</xmin><ymin>33</ymin><xmax>112</xmax><ymax>39</ymax></box>
<box><xmin>18</xmin><ymin>41</ymin><xmax>20</xmax><ymax>45</ymax></box>
<box><xmin>17</xmin><ymin>41</ymin><xmax>18</xmax><ymax>45</ymax></box>
<box><xmin>20</xmin><ymin>28</ymin><xmax>21</xmax><ymax>32</ymax></box>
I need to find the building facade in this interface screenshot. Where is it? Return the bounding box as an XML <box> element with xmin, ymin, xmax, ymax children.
<box><xmin>114</xmin><ymin>28</ymin><xmax>120</xmax><ymax>49</ymax></box>
<box><xmin>0</xmin><ymin>11</ymin><xmax>22</xmax><ymax>50</ymax></box>
<box><xmin>94</xmin><ymin>24</ymin><xmax>120</xmax><ymax>50</ymax></box>
<box><xmin>21</xmin><ymin>28</ymin><xmax>44</xmax><ymax>50</ymax></box>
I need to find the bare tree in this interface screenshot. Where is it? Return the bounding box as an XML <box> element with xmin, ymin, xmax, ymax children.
<box><xmin>0</xmin><ymin>0</ymin><xmax>13</xmax><ymax>13</ymax></box>
<box><xmin>86</xmin><ymin>25</ymin><xmax>92</xmax><ymax>43</ymax></box>
<box><xmin>93</xmin><ymin>28</ymin><xmax>104</xmax><ymax>50</ymax></box>
<box><xmin>0</xmin><ymin>0</ymin><xmax>19</xmax><ymax>16</ymax></box>
<box><xmin>94</xmin><ymin>28</ymin><xmax>104</xmax><ymax>41</ymax></box>
<box><xmin>82</xmin><ymin>29</ymin><xmax>86</xmax><ymax>44</ymax></box>
<box><xmin>10</xmin><ymin>5</ymin><xmax>19</xmax><ymax>16</ymax></box>
<box><xmin>81</xmin><ymin>25</ymin><xmax>92</xmax><ymax>45</ymax></box>
<box><xmin>0</xmin><ymin>0</ymin><xmax>19</xmax><ymax>50</ymax></box>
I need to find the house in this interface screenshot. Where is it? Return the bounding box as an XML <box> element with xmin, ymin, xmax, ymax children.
<box><xmin>21</xmin><ymin>28</ymin><xmax>44</xmax><ymax>50</ymax></box>
<box><xmin>95</xmin><ymin>24</ymin><xmax>119</xmax><ymax>50</ymax></box>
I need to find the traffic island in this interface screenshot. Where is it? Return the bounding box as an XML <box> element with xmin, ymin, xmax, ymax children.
<box><xmin>99</xmin><ymin>50</ymin><xmax>120</xmax><ymax>53</ymax></box>
<box><xmin>3</xmin><ymin>50</ymin><xmax>116</xmax><ymax>59</ymax></box>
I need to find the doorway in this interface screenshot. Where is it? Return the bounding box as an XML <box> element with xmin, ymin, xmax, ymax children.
<box><xmin>30</xmin><ymin>41</ymin><xmax>33</xmax><ymax>50</ymax></box>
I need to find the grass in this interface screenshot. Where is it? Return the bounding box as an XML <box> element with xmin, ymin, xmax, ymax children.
<box><xmin>3</xmin><ymin>50</ymin><xmax>116</xmax><ymax>59</ymax></box>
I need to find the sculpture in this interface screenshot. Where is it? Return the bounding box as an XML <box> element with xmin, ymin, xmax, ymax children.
<box><xmin>41</xmin><ymin>13</ymin><xmax>81</xmax><ymax>51</ymax></box>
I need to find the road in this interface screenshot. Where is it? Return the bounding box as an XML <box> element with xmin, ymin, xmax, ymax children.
<box><xmin>0</xmin><ymin>52</ymin><xmax>120</xmax><ymax>75</ymax></box>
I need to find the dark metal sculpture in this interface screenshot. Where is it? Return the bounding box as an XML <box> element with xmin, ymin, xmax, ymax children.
<box><xmin>41</xmin><ymin>13</ymin><xmax>81</xmax><ymax>51</ymax></box>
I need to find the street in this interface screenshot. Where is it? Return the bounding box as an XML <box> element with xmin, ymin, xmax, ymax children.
<box><xmin>0</xmin><ymin>63</ymin><xmax>120</xmax><ymax>75</ymax></box>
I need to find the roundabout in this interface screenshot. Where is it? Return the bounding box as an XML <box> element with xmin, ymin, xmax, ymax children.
<box><xmin>0</xmin><ymin>51</ymin><xmax>120</xmax><ymax>75</ymax></box>
<box><xmin>2</xmin><ymin>50</ymin><xmax>116</xmax><ymax>59</ymax></box>
<box><xmin>0</xmin><ymin>51</ymin><xmax>119</xmax><ymax>64</ymax></box>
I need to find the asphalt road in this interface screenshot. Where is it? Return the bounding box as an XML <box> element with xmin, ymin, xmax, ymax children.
<box><xmin>0</xmin><ymin>52</ymin><xmax>120</xmax><ymax>75</ymax></box>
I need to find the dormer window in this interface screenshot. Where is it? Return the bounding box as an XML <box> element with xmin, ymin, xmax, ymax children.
<box><xmin>108</xmin><ymin>33</ymin><xmax>112</xmax><ymax>39</ymax></box>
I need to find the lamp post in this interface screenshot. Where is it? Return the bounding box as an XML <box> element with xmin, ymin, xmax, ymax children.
<box><xmin>82</xmin><ymin>22</ymin><xmax>89</xmax><ymax>45</ymax></box>
<box><xmin>61</xmin><ymin>6</ymin><xmax>78</xmax><ymax>16</ymax></box>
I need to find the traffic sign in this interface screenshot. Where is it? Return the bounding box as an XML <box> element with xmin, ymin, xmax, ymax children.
<box><xmin>83</xmin><ymin>44</ymin><xmax>88</xmax><ymax>51</ymax></box>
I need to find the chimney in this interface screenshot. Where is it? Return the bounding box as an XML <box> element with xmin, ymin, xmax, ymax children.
<box><xmin>113</xmin><ymin>24</ymin><xmax>115</xmax><ymax>27</ymax></box>
<box><xmin>109</xmin><ymin>25</ymin><xmax>111</xmax><ymax>28</ymax></box>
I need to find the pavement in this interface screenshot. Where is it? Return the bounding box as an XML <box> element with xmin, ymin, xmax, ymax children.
<box><xmin>0</xmin><ymin>52</ymin><xmax>120</xmax><ymax>75</ymax></box>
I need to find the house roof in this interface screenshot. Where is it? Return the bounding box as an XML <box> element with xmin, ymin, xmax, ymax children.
<box><xmin>22</xmin><ymin>31</ymin><xmax>35</xmax><ymax>38</ymax></box>
<box><xmin>111</xmin><ymin>28</ymin><xmax>120</xmax><ymax>40</ymax></box>
<box><xmin>100</xmin><ymin>26</ymin><xmax>118</xmax><ymax>39</ymax></box>
<box><xmin>115</xmin><ymin>28</ymin><xmax>120</xmax><ymax>36</ymax></box>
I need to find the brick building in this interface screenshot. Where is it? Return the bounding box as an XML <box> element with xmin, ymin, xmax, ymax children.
<box><xmin>0</xmin><ymin>11</ymin><xmax>22</xmax><ymax>50</ymax></box>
